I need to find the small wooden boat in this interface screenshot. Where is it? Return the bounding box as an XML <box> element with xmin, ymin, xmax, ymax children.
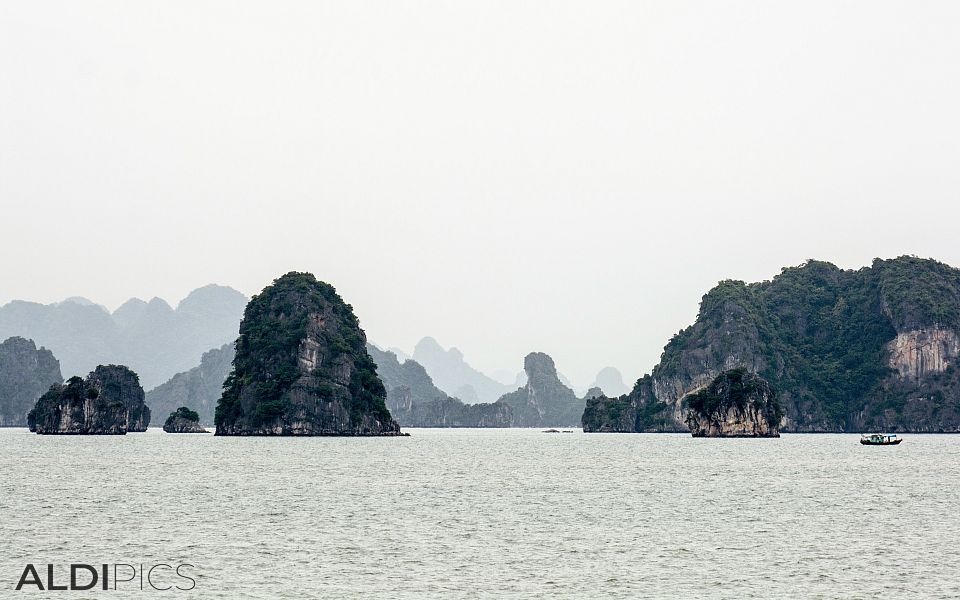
<box><xmin>860</xmin><ymin>433</ymin><xmax>902</xmax><ymax>445</ymax></box>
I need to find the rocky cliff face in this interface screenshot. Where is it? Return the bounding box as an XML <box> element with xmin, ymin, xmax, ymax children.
<box><xmin>28</xmin><ymin>365</ymin><xmax>145</xmax><ymax>434</ymax></box>
<box><xmin>368</xmin><ymin>344</ymin><xmax>513</xmax><ymax>427</ymax></box>
<box><xmin>497</xmin><ymin>353</ymin><xmax>583</xmax><ymax>427</ymax></box>
<box><xmin>215</xmin><ymin>272</ymin><xmax>402</xmax><ymax>436</ymax></box>
<box><xmin>400</xmin><ymin>395</ymin><xmax>513</xmax><ymax>427</ymax></box>
<box><xmin>683</xmin><ymin>370</ymin><xmax>781</xmax><ymax>437</ymax></box>
<box><xmin>886</xmin><ymin>327</ymin><xmax>959</xmax><ymax>380</ymax></box>
<box><xmin>0</xmin><ymin>337</ymin><xmax>63</xmax><ymax>427</ymax></box>
<box><xmin>582</xmin><ymin>375</ymin><xmax>681</xmax><ymax>433</ymax></box>
<box><xmin>583</xmin><ymin>256</ymin><xmax>960</xmax><ymax>433</ymax></box>
<box><xmin>89</xmin><ymin>365</ymin><xmax>150</xmax><ymax>431</ymax></box>
<box><xmin>146</xmin><ymin>343</ymin><xmax>234</xmax><ymax>424</ymax></box>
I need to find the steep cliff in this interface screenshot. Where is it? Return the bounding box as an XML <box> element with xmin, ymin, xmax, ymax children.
<box><xmin>146</xmin><ymin>343</ymin><xmax>234</xmax><ymax>425</ymax></box>
<box><xmin>583</xmin><ymin>256</ymin><xmax>960</xmax><ymax>433</ymax></box>
<box><xmin>682</xmin><ymin>369</ymin><xmax>781</xmax><ymax>437</ymax></box>
<box><xmin>368</xmin><ymin>344</ymin><xmax>512</xmax><ymax>427</ymax></box>
<box><xmin>91</xmin><ymin>364</ymin><xmax>150</xmax><ymax>431</ymax></box>
<box><xmin>215</xmin><ymin>273</ymin><xmax>402</xmax><ymax>436</ymax></box>
<box><xmin>28</xmin><ymin>365</ymin><xmax>146</xmax><ymax>434</ymax></box>
<box><xmin>0</xmin><ymin>337</ymin><xmax>63</xmax><ymax>427</ymax></box>
<box><xmin>497</xmin><ymin>353</ymin><xmax>583</xmax><ymax>427</ymax></box>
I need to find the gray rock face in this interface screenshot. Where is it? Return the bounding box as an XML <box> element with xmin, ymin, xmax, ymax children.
<box><xmin>582</xmin><ymin>375</ymin><xmax>681</xmax><ymax>433</ymax></box>
<box><xmin>91</xmin><ymin>365</ymin><xmax>150</xmax><ymax>431</ymax></box>
<box><xmin>28</xmin><ymin>365</ymin><xmax>146</xmax><ymax>434</ymax></box>
<box><xmin>163</xmin><ymin>415</ymin><xmax>208</xmax><ymax>433</ymax></box>
<box><xmin>368</xmin><ymin>344</ymin><xmax>513</xmax><ymax>427</ymax></box>
<box><xmin>146</xmin><ymin>343</ymin><xmax>234</xmax><ymax>425</ymax></box>
<box><xmin>683</xmin><ymin>369</ymin><xmax>782</xmax><ymax>437</ymax></box>
<box><xmin>0</xmin><ymin>337</ymin><xmax>63</xmax><ymax>427</ymax></box>
<box><xmin>497</xmin><ymin>353</ymin><xmax>583</xmax><ymax>427</ymax></box>
<box><xmin>214</xmin><ymin>273</ymin><xmax>402</xmax><ymax>436</ymax></box>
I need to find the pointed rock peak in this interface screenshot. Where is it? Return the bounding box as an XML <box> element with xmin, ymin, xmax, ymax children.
<box><xmin>1</xmin><ymin>335</ymin><xmax>37</xmax><ymax>350</ymax></box>
<box><xmin>524</xmin><ymin>352</ymin><xmax>558</xmax><ymax>381</ymax></box>
<box><xmin>116</xmin><ymin>297</ymin><xmax>148</xmax><ymax>310</ymax></box>
<box><xmin>176</xmin><ymin>284</ymin><xmax>248</xmax><ymax>315</ymax></box>
<box><xmin>59</xmin><ymin>297</ymin><xmax>109</xmax><ymax>312</ymax></box>
<box><xmin>592</xmin><ymin>366</ymin><xmax>629</xmax><ymax>397</ymax></box>
<box><xmin>61</xmin><ymin>296</ymin><xmax>96</xmax><ymax>306</ymax></box>
<box><xmin>584</xmin><ymin>387</ymin><xmax>605</xmax><ymax>400</ymax></box>
<box><xmin>112</xmin><ymin>298</ymin><xmax>149</xmax><ymax>319</ymax></box>
<box><xmin>414</xmin><ymin>336</ymin><xmax>445</xmax><ymax>354</ymax></box>
<box><xmin>147</xmin><ymin>297</ymin><xmax>174</xmax><ymax>311</ymax></box>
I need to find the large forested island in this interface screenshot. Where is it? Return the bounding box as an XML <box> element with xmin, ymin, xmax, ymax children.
<box><xmin>583</xmin><ymin>256</ymin><xmax>960</xmax><ymax>433</ymax></box>
<box><xmin>214</xmin><ymin>272</ymin><xmax>403</xmax><ymax>436</ymax></box>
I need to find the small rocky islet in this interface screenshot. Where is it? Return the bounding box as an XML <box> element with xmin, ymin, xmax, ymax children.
<box><xmin>27</xmin><ymin>365</ymin><xmax>150</xmax><ymax>435</ymax></box>
<box><xmin>163</xmin><ymin>406</ymin><xmax>208</xmax><ymax>433</ymax></box>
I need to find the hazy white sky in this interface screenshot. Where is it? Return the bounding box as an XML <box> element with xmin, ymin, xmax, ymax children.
<box><xmin>2</xmin><ymin>1</ymin><xmax>960</xmax><ymax>387</ymax></box>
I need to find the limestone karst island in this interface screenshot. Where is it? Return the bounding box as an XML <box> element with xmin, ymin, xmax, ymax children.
<box><xmin>582</xmin><ymin>256</ymin><xmax>960</xmax><ymax>436</ymax></box>
<box><xmin>213</xmin><ymin>272</ymin><xmax>403</xmax><ymax>436</ymax></box>
<box><xmin>2</xmin><ymin>257</ymin><xmax>960</xmax><ymax>437</ymax></box>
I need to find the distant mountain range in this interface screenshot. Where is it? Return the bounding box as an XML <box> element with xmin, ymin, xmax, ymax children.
<box><xmin>407</xmin><ymin>336</ymin><xmax>624</xmax><ymax>401</ymax></box>
<box><xmin>411</xmin><ymin>337</ymin><xmax>511</xmax><ymax>403</ymax></box>
<box><xmin>145</xmin><ymin>343</ymin><xmax>234</xmax><ymax>424</ymax></box>
<box><xmin>369</xmin><ymin>344</ymin><xmax>584</xmax><ymax>427</ymax></box>
<box><xmin>0</xmin><ymin>285</ymin><xmax>247</xmax><ymax>389</ymax></box>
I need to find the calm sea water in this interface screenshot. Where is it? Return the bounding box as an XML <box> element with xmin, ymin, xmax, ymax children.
<box><xmin>1</xmin><ymin>428</ymin><xmax>959</xmax><ymax>599</ymax></box>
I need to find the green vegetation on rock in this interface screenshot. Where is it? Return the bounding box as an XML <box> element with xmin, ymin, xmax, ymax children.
<box><xmin>584</xmin><ymin>256</ymin><xmax>960</xmax><ymax>433</ymax></box>
<box><xmin>683</xmin><ymin>369</ymin><xmax>782</xmax><ymax>436</ymax></box>
<box><xmin>215</xmin><ymin>272</ymin><xmax>400</xmax><ymax>435</ymax></box>
<box><xmin>28</xmin><ymin>365</ymin><xmax>146</xmax><ymax>434</ymax></box>
<box><xmin>165</xmin><ymin>406</ymin><xmax>200</xmax><ymax>426</ymax></box>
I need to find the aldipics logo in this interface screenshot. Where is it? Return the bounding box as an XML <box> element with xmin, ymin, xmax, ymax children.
<box><xmin>15</xmin><ymin>563</ymin><xmax>196</xmax><ymax>592</ymax></box>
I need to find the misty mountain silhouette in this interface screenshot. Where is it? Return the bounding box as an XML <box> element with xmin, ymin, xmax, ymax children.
<box><xmin>590</xmin><ymin>367</ymin><xmax>629</xmax><ymax>397</ymax></box>
<box><xmin>0</xmin><ymin>284</ymin><xmax>247</xmax><ymax>389</ymax></box>
<box><xmin>411</xmin><ymin>337</ymin><xmax>510</xmax><ymax>403</ymax></box>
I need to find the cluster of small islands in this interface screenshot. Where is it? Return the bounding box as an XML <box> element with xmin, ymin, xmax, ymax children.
<box><xmin>2</xmin><ymin>255</ymin><xmax>960</xmax><ymax>438</ymax></box>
